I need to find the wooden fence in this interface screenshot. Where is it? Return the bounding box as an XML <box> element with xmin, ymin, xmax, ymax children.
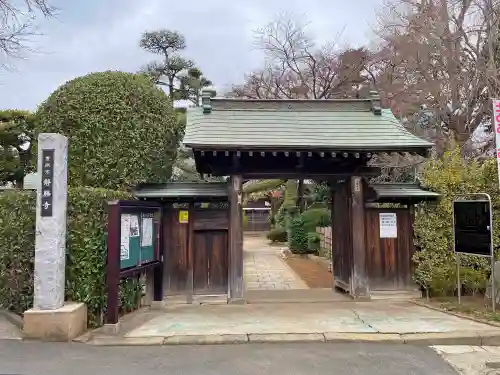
<box><xmin>316</xmin><ymin>226</ymin><xmax>332</xmax><ymax>258</ymax></box>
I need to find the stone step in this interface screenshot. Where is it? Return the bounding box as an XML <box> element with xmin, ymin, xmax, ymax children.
<box><xmin>370</xmin><ymin>290</ymin><xmax>422</xmax><ymax>300</ymax></box>
<box><xmin>162</xmin><ymin>294</ymin><xmax>228</xmax><ymax>306</ymax></box>
<box><xmin>245</xmin><ymin>288</ymin><xmax>351</xmax><ymax>303</ymax></box>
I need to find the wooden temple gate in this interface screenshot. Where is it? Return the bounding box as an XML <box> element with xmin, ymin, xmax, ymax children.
<box><xmin>113</xmin><ymin>90</ymin><xmax>439</xmax><ymax>306</ymax></box>
<box><xmin>179</xmin><ymin>90</ymin><xmax>438</xmax><ymax>301</ymax></box>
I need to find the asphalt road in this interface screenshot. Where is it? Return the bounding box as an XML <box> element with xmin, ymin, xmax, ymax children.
<box><xmin>0</xmin><ymin>340</ymin><xmax>458</xmax><ymax>375</ymax></box>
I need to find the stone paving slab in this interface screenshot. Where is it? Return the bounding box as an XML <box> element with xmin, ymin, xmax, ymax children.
<box><xmin>431</xmin><ymin>345</ymin><xmax>500</xmax><ymax>374</ymax></box>
<box><xmin>0</xmin><ymin>314</ymin><xmax>23</xmax><ymax>341</ymax></box>
<box><xmin>243</xmin><ymin>236</ymin><xmax>308</xmax><ymax>290</ymax></box>
<box><xmin>121</xmin><ymin>302</ymin><xmax>500</xmax><ymax>341</ymax></box>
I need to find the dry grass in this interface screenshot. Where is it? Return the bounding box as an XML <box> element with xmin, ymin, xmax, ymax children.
<box><xmin>426</xmin><ymin>296</ymin><xmax>500</xmax><ymax>323</ymax></box>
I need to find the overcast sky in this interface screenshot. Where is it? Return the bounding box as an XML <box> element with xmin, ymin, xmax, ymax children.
<box><xmin>0</xmin><ymin>0</ymin><xmax>383</xmax><ymax>111</ymax></box>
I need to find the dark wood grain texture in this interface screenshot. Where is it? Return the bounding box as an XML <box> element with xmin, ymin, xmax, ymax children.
<box><xmin>365</xmin><ymin>208</ymin><xmax>414</xmax><ymax>290</ymax></box>
<box><xmin>350</xmin><ymin>176</ymin><xmax>368</xmax><ymax>298</ymax></box>
<box><xmin>228</xmin><ymin>175</ymin><xmax>244</xmax><ymax>301</ymax></box>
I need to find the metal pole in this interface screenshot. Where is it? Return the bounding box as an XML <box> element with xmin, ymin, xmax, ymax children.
<box><xmin>482</xmin><ymin>193</ymin><xmax>495</xmax><ymax>313</ymax></box>
<box><xmin>489</xmin><ymin>193</ymin><xmax>496</xmax><ymax>313</ymax></box>
<box><xmin>456</xmin><ymin>252</ymin><xmax>461</xmax><ymax>305</ymax></box>
<box><xmin>492</xmin><ymin>253</ymin><xmax>496</xmax><ymax>313</ymax></box>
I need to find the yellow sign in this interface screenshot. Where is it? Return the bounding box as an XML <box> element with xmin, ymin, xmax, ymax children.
<box><xmin>179</xmin><ymin>210</ymin><xmax>189</xmax><ymax>224</ymax></box>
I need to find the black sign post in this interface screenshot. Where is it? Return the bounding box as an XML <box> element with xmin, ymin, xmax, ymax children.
<box><xmin>453</xmin><ymin>194</ymin><xmax>494</xmax><ymax>311</ymax></box>
<box><xmin>40</xmin><ymin>149</ymin><xmax>55</xmax><ymax>218</ymax></box>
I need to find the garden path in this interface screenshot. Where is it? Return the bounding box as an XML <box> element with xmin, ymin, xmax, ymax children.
<box><xmin>243</xmin><ymin>234</ymin><xmax>308</xmax><ymax>290</ymax></box>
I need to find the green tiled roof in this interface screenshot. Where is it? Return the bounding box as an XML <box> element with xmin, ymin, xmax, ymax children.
<box><xmin>184</xmin><ymin>97</ymin><xmax>433</xmax><ymax>151</ymax></box>
<box><xmin>134</xmin><ymin>182</ymin><xmax>228</xmax><ymax>199</ymax></box>
<box><xmin>369</xmin><ymin>183</ymin><xmax>440</xmax><ymax>203</ymax></box>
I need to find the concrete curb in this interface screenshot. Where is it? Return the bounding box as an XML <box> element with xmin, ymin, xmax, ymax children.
<box><xmin>249</xmin><ymin>333</ymin><xmax>324</xmax><ymax>343</ymax></box>
<box><xmin>84</xmin><ymin>331</ymin><xmax>500</xmax><ymax>346</ymax></box>
<box><xmin>411</xmin><ymin>300</ymin><xmax>500</xmax><ymax>329</ymax></box>
<box><xmin>0</xmin><ymin>309</ymin><xmax>23</xmax><ymax>330</ymax></box>
<box><xmin>164</xmin><ymin>334</ymin><xmax>248</xmax><ymax>345</ymax></box>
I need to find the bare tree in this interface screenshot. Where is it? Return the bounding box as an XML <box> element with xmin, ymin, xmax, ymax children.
<box><xmin>373</xmin><ymin>0</ymin><xmax>500</xmax><ymax>152</ymax></box>
<box><xmin>0</xmin><ymin>0</ymin><xmax>55</xmax><ymax>66</ymax></box>
<box><xmin>231</xmin><ymin>14</ymin><xmax>372</xmax><ymax>100</ymax></box>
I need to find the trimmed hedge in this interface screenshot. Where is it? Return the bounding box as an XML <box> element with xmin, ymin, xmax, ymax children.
<box><xmin>413</xmin><ymin>148</ymin><xmax>499</xmax><ymax>297</ymax></box>
<box><xmin>300</xmin><ymin>208</ymin><xmax>331</xmax><ymax>231</ymax></box>
<box><xmin>35</xmin><ymin>71</ymin><xmax>179</xmax><ymax>190</ymax></box>
<box><xmin>0</xmin><ymin>187</ymin><xmax>137</xmax><ymax>327</ymax></box>
<box><xmin>267</xmin><ymin>227</ymin><xmax>287</xmax><ymax>243</ymax></box>
<box><xmin>307</xmin><ymin>232</ymin><xmax>321</xmax><ymax>252</ymax></box>
<box><xmin>289</xmin><ymin>216</ymin><xmax>309</xmax><ymax>254</ymax></box>
<box><xmin>0</xmin><ymin>191</ymin><xmax>36</xmax><ymax>313</ymax></box>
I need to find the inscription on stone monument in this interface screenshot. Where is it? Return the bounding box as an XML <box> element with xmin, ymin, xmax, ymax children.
<box><xmin>40</xmin><ymin>149</ymin><xmax>54</xmax><ymax>217</ymax></box>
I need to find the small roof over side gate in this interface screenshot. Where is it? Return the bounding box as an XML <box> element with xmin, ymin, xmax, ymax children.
<box><xmin>184</xmin><ymin>91</ymin><xmax>432</xmax><ymax>154</ymax></box>
<box><xmin>367</xmin><ymin>183</ymin><xmax>440</xmax><ymax>204</ymax></box>
<box><xmin>134</xmin><ymin>182</ymin><xmax>228</xmax><ymax>199</ymax></box>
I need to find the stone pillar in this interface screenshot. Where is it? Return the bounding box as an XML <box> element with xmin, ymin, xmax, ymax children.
<box><xmin>24</xmin><ymin>133</ymin><xmax>87</xmax><ymax>341</ymax></box>
<box><xmin>33</xmin><ymin>133</ymin><xmax>68</xmax><ymax>310</ymax></box>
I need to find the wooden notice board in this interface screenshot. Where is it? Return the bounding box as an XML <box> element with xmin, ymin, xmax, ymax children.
<box><xmin>120</xmin><ymin>211</ymin><xmax>157</xmax><ymax>269</ymax></box>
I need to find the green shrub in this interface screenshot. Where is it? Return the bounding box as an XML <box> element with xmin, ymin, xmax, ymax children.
<box><xmin>289</xmin><ymin>217</ymin><xmax>308</xmax><ymax>254</ymax></box>
<box><xmin>268</xmin><ymin>214</ymin><xmax>276</xmax><ymax>228</ymax></box>
<box><xmin>267</xmin><ymin>227</ymin><xmax>287</xmax><ymax>243</ymax></box>
<box><xmin>275</xmin><ymin>206</ymin><xmax>287</xmax><ymax>228</ymax></box>
<box><xmin>413</xmin><ymin>147</ymin><xmax>495</xmax><ymax>296</ymax></box>
<box><xmin>0</xmin><ymin>191</ymin><xmax>36</xmax><ymax>313</ymax></box>
<box><xmin>307</xmin><ymin>232</ymin><xmax>321</xmax><ymax>253</ymax></box>
<box><xmin>35</xmin><ymin>71</ymin><xmax>180</xmax><ymax>190</ymax></box>
<box><xmin>0</xmin><ymin>187</ymin><xmax>139</xmax><ymax>327</ymax></box>
<box><xmin>428</xmin><ymin>265</ymin><xmax>457</xmax><ymax>297</ymax></box>
<box><xmin>300</xmin><ymin>208</ymin><xmax>331</xmax><ymax>231</ymax></box>
<box><xmin>307</xmin><ymin>202</ymin><xmax>328</xmax><ymax>210</ymax></box>
<box><xmin>462</xmin><ymin>268</ymin><xmax>488</xmax><ymax>297</ymax></box>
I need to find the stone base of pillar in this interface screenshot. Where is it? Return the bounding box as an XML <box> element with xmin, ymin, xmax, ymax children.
<box><xmin>23</xmin><ymin>302</ymin><xmax>87</xmax><ymax>341</ymax></box>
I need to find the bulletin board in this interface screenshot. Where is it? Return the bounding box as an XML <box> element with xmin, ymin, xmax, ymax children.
<box><xmin>119</xmin><ymin>210</ymin><xmax>158</xmax><ymax>270</ymax></box>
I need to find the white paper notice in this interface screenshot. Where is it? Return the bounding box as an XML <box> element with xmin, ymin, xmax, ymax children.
<box><xmin>141</xmin><ymin>217</ymin><xmax>153</xmax><ymax>247</ymax></box>
<box><xmin>120</xmin><ymin>214</ymin><xmax>131</xmax><ymax>260</ymax></box>
<box><xmin>379</xmin><ymin>213</ymin><xmax>397</xmax><ymax>238</ymax></box>
<box><xmin>129</xmin><ymin>215</ymin><xmax>140</xmax><ymax>237</ymax></box>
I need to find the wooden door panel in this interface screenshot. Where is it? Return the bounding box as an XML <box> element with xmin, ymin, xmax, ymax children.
<box><xmin>208</xmin><ymin>231</ymin><xmax>228</xmax><ymax>293</ymax></box>
<box><xmin>164</xmin><ymin>209</ymin><xmax>189</xmax><ymax>294</ymax></box>
<box><xmin>365</xmin><ymin>209</ymin><xmax>413</xmax><ymax>290</ymax></box>
<box><xmin>193</xmin><ymin>232</ymin><xmax>209</xmax><ymax>293</ymax></box>
<box><xmin>333</xmin><ymin>181</ymin><xmax>352</xmax><ymax>291</ymax></box>
<box><xmin>193</xmin><ymin>230</ymin><xmax>228</xmax><ymax>295</ymax></box>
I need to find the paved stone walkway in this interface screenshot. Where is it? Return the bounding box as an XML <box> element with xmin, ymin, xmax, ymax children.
<box><xmin>243</xmin><ymin>235</ymin><xmax>308</xmax><ymax>290</ymax></box>
<box><xmin>432</xmin><ymin>345</ymin><xmax>500</xmax><ymax>374</ymax></box>
<box><xmin>0</xmin><ymin>314</ymin><xmax>22</xmax><ymax>340</ymax></box>
<box><xmin>125</xmin><ymin>301</ymin><xmax>498</xmax><ymax>339</ymax></box>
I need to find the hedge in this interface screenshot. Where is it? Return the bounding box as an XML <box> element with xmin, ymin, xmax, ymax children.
<box><xmin>413</xmin><ymin>148</ymin><xmax>500</xmax><ymax>296</ymax></box>
<box><xmin>35</xmin><ymin>71</ymin><xmax>179</xmax><ymax>190</ymax></box>
<box><xmin>267</xmin><ymin>227</ymin><xmax>287</xmax><ymax>243</ymax></box>
<box><xmin>300</xmin><ymin>208</ymin><xmax>331</xmax><ymax>231</ymax></box>
<box><xmin>0</xmin><ymin>187</ymin><xmax>137</xmax><ymax>327</ymax></box>
<box><xmin>289</xmin><ymin>216</ymin><xmax>309</xmax><ymax>254</ymax></box>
